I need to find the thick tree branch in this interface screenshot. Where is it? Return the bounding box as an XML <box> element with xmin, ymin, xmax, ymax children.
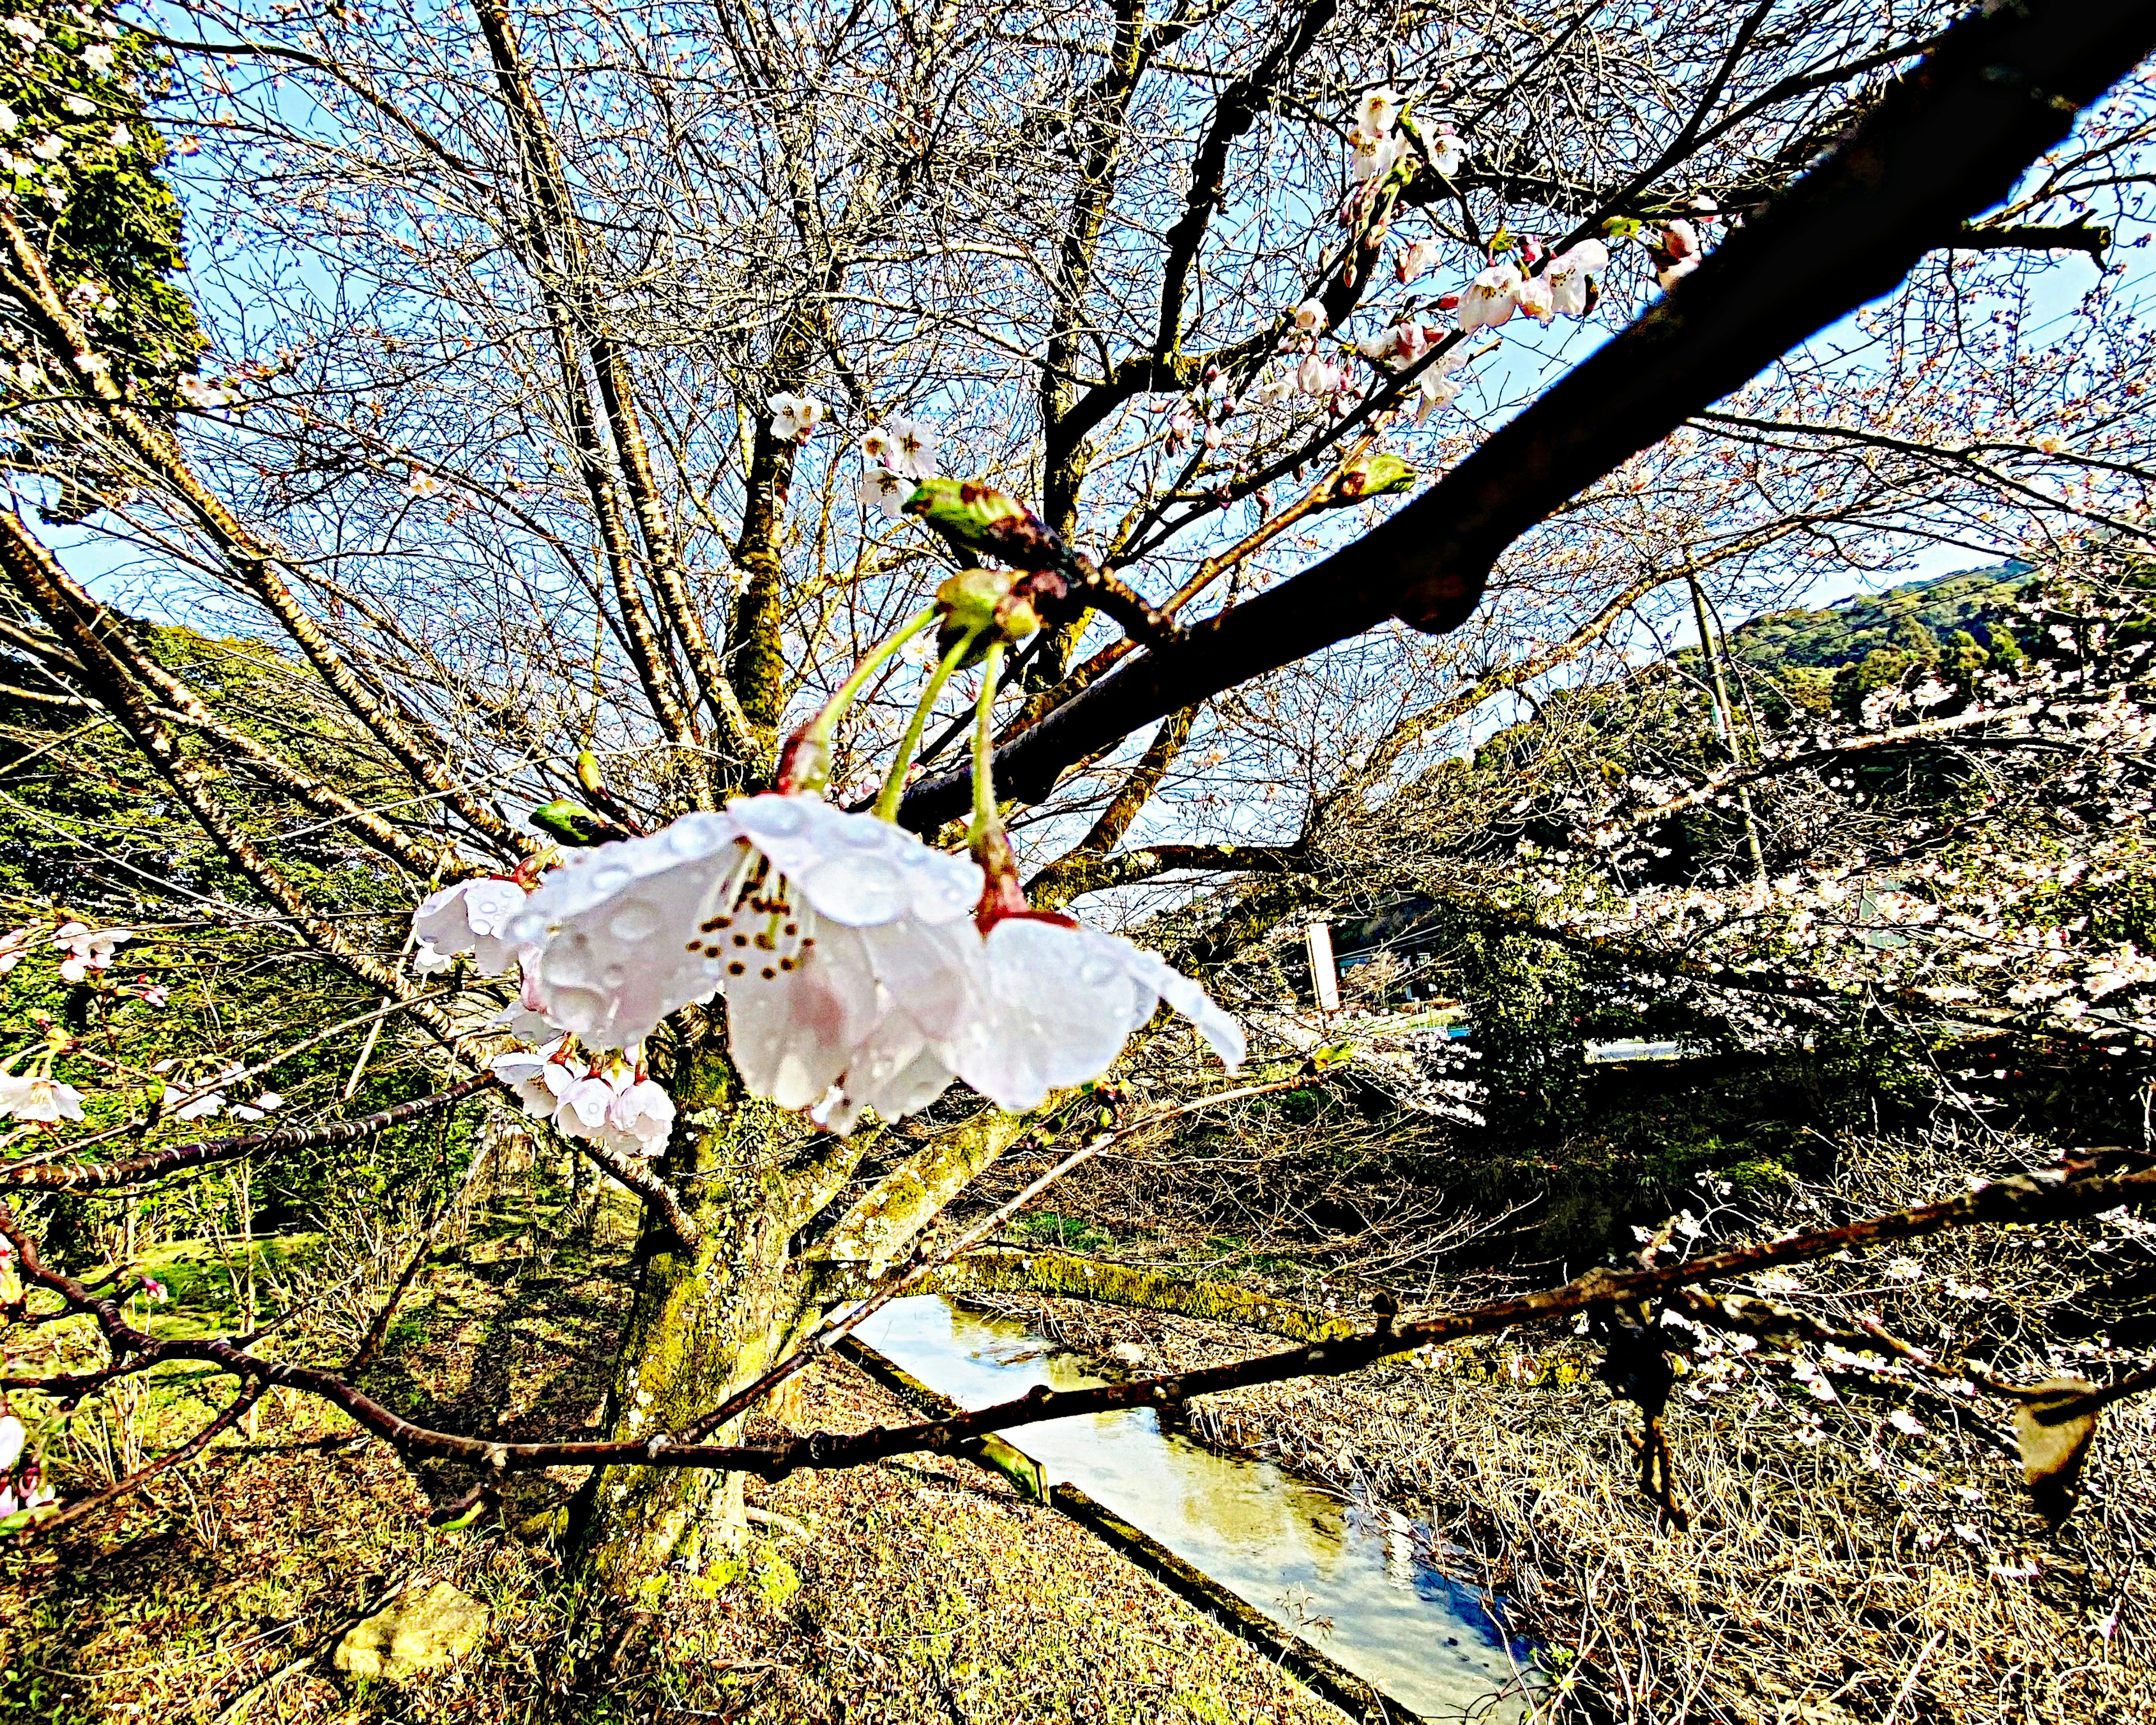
<box><xmin>901</xmin><ymin>0</ymin><xmax>2156</xmax><ymax>829</ymax></box>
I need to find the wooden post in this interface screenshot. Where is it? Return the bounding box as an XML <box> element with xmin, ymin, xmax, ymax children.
<box><xmin>1304</xmin><ymin>920</ymin><xmax>1340</xmax><ymax>1013</ymax></box>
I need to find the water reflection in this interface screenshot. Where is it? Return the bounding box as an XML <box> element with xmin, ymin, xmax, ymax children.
<box><xmin>854</xmin><ymin>1295</ymin><xmax>1534</xmax><ymax>1722</ymax></box>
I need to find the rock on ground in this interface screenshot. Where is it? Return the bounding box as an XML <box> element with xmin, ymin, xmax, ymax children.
<box><xmin>333</xmin><ymin>1580</ymin><xmax>488</xmax><ymax>1682</ymax></box>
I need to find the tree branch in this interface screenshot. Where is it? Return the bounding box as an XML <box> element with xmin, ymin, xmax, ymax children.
<box><xmin>900</xmin><ymin>0</ymin><xmax>2156</xmax><ymax>828</ymax></box>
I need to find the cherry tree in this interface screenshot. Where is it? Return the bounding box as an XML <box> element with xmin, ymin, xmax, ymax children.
<box><xmin>3</xmin><ymin>0</ymin><xmax>2156</xmax><ymax>1586</ymax></box>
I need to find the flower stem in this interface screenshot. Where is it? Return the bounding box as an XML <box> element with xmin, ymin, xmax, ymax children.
<box><xmin>874</xmin><ymin>626</ymin><xmax>981</xmax><ymax>821</ymax></box>
<box><xmin>786</xmin><ymin>605</ymin><xmax>939</xmax><ymax>794</ymax></box>
<box><xmin>967</xmin><ymin>640</ymin><xmax>1008</xmax><ymax>846</ymax></box>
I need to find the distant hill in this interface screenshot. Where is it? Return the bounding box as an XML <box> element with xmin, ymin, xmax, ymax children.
<box><xmin>1725</xmin><ymin>562</ymin><xmax>2035</xmax><ymax>673</ymax></box>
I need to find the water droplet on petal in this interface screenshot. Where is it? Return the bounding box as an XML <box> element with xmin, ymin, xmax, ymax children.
<box><xmin>1079</xmin><ymin>950</ymin><xmax>1120</xmax><ymax>986</ymax></box>
<box><xmin>835</xmin><ymin>815</ymin><xmax>890</xmax><ymax>849</ymax></box>
<box><xmin>601</xmin><ymin>965</ymin><xmax>627</xmax><ymax>988</ymax></box>
<box><xmin>737</xmin><ymin>794</ymin><xmax>805</xmax><ymax>835</ymax></box>
<box><xmin>507</xmin><ymin>912</ymin><xmax>547</xmax><ymax>944</ymax></box>
<box><xmin>547</xmin><ymin>986</ymin><xmax>605</xmax><ymax>1032</ymax></box>
<box><xmin>800</xmin><ymin>853</ymin><xmax>907</xmax><ymax>925</ymax></box>
<box><xmin>609</xmin><ymin>900</ymin><xmax>661</xmax><ymax>941</ymax></box>
<box><xmin>590</xmin><ymin>865</ymin><xmax>632</xmax><ymax>892</ymax></box>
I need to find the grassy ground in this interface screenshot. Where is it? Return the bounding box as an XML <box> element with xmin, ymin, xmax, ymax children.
<box><xmin>0</xmin><ymin>1188</ymin><xmax>1345</xmax><ymax>1725</ymax></box>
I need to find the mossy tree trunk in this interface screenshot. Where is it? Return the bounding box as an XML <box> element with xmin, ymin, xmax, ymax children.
<box><xmin>569</xmin><ymin>1009</ymin><xmax>1028</xmax><ymax>1587</ymax></box>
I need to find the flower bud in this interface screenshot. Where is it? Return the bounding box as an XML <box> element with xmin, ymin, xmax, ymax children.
<box><xmin>1330</xmin><ymin>451</ymin><xmax>1417</xmax><ymax>503</ymax></box>
<box><xmin>531</xmin><ymin>799</ymin><xmax>625</xmax><ymax>848</ymax></box>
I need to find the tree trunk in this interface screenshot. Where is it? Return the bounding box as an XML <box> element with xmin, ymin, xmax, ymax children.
<box><xmin>568</xmin><ymin>1024</ymin><xmax>821</xmax><ymax>1586</ymax></box>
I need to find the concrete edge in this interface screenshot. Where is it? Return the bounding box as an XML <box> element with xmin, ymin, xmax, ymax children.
<box><xmin>830</xmin><ymin>1335</ymin><xmax>1428</xmax><ymax>1725</ymax></box>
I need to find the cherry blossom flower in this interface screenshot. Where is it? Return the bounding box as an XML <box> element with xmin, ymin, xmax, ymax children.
<box><xmin>1428</xmin><ymin>127</ymin><xmax>1468</xmax><ymax>178</ymax></box>
<box><xmin>552</xmin><ymin>1069</ymin><xmax>619</xmax><ymax>1138</ymax></box>
<box><xmin>133</xmin><ymin>977</ymin><xmax>169</xmax><ymax>1007</ymax></box>
<box><xmin>54</xmin><ymin>922</ymin><xmax>129</xmax><ymax>983</ymax></box>
<box><xmin>1351</xmin><ymin>130</ymin><xmax>1404</xmax><ymax>184</ymax></box>
<box><xmin>513</xmin><ymin>797</ymin><xmax>984</xmax><ymax>1128</ymax></box>
<box><xmin>0</xmin><ymin>1415</ymin><xmax>21</xmax><ymax>1475</ymax></box>
<box><xmin>604</xmin><ymin>1073</ymin><xmax>676</xmax><ymax>1157</ymax></box>
<box><xmin>1354</xmin><ymin>86</ymin><xmax>1402</xmax><ymax>138</ymax></box>
<box><xmin>1296</xmin><ymin>352</ymin><xmax>1344</xmax><ymax>396</ymax></box>
<box><xmin>1457</xmin><ymin>262</ymin><xmax>1523</xmax><ymax>333</ymax></box>
<box><xmin>490</xmin><ymin>1038</ymin><xmax>577</xmax><ymax>1119</ymax></box>
<box><xmin>0</xmin><ymin>926</ymin><xmax>36</xmax><ymax>978</ymax></box>
<box><xmin>1252</xmin><ymin>369</ymin><xmax>1295</xmax><ymax>405</ymax></box>
<box><xmin>1545</xmin><ymin>239</ymin><xmax>1607</xmax><ymax>315</ymax></box>
<box><xmin>950</xmin><ymin>915</ymin><xmax>1244</xmax><ymax>1111</ymax></box>
<box><xmin>767</xmin><ymin>392</ymin><xmax>824</xmax><ymax>442</ymax></box>
<box><xmin>1654</xmin><ymin>219</ymin><xmax>1702</xmax><ymax>291</ymax></box>
<box><xmin>860</xmin><ymin>465</ymin><xmax>913</xmax><ymax>521</ymax></box>
<box><xmin>171</xmin><ymin>1073</ymin><xmax>229</xmax><ymax>1122</ymax></box>
<box><xmin>1396</xmin><ymin>238</ymin><xmax>1441</xmax><ymax>283</ymax></box>
<box><xmin>863</xmin><ymin>417</ymin><xmax>939</xmax><ymax>482</ymax></box>
<box><xmin>177</xmin><ymin>374</ymin><xmax>235</xmax><ymax>410</ymax></box>
<box><xmin>232</xmin><ymin>1090</ymin><xmax>282</xmax><ymax>1124</ymax></box>
<box><xmin>1291</xmin><ymin>298</ymin><xmax>1330</xmax><ymax>335</ymax></box>
<box><xmin>0</xmin><ymin>1073</ymin><xmax>84</xmax><ymax>1123</ymax></box>
<box><xmin>411</xmin><ymin>878</ymin><xmax>530</xmax><ymax>977</ymax></box>
<box><xmin>1515</xmin><ymin>273</ymin><xmax>1555</xmax><ymax>323</ymax></box>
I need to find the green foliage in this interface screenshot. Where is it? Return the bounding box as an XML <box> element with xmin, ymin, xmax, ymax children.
<box><xmin>0</xmin><ymin>627</ymin><xmax>479</xmax><ymax>1259</ymax></box>
<box><xmin>1728</xmin><ymin>562</ymin><xmax>2034</xmax><ymax>675</ymax></box>
<box><xmin>0</xmin><ymin>2</ymin><xmax>205</xmax><ymax>393</ymax></box>
<box><xmin>1453</xmin><ymin>930</ymin><xmax>1589</xmax><ymax>1143</ymax></box>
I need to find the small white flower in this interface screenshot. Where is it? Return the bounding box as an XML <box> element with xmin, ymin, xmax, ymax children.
<box><xmin>1291</xmin><ymin>298</ymin><xmax>1329</xmax><ymax>335</ymax></box>
<box><xmin>1429</xmin><ymin>129</ymin><xmax>1468</xmax><ymax>178</ymax></box>
<box><xmin>1545</xmin><ymin>239</ymin><xmax>1606</xmax><ymax>316</ymax></box>
<box><xmin>1350</xmin><ymin>130</ymin><xmax>1404</xmax><ymax>184</ymax></box>
<box><xmin>54</xmin><ymin>922</ymin><xmax>130</xmax><ymax>983</ymax></box>
<box><xmin>1457</xmin><ymin>262</ymin><xmax>1523</xmax><ymax>334</ymax></box>
<box><xmin>1396</xmin><ymin>237</ymin><xmax>1440</xmax><ymax>283</ymax></box>
<box><xmin>950</xmin><ymin>916</ymin><xmax>1243</xmax><ymax>1111</ymax></box>
<box><xmin>490</xmin><ymin>1039</ymin><xmax>575</xmax><ymax>1119</ymax></box>
<box><xmin>1353</xmin><ymin>86</ymin><xmax>1401</xmax><ymax>139</ymax></box>
<box><xmin>767</xmin><ymin>392</ymin><xmax>824</xmax><ymax>442</ymax></box>
<box><xmin>0</xmin><ymin>925</ymin><xmax>38</xmax><ymax>977</ymax></box>
<box><xmin>864</xmin><ymin>417</ymin><xmax>938</xmax><ymax>481</ymax></box>
<box><xmin>411</xmin><ymin>878</ymin><xmax>531</xmax><ymax>977</ymax></box>
<box><xmin>29</xmin><ymin>136</ymin><xmax>63</xmax><ymax>163</ymax></box>
<box><xmin>83</xmin><ymin>42</ymin><xmax>117</xmax><ymax>75</ymax></box>
<box><xmin>0</xmin><ymin>1074</ymin><xmax>84</xmax><ymax>1124</ymax></box>
<box><xmin>603</xmin><ymin>1074</ymin><xmax>676</xmax><ymax>1156</ymax></box>
<box><xmin>1296</xmin><ymin>352</ymin><xmax>1342</xmax><ymax>396</ymax></box>
<box><xmin>860</xmin><ymin>465</ymin><xmax>913</xmax><ymax>520</ymax></box>
<box><xmin>177</xmin><ymin>374</ymin><xmax>234</xmax><ymax>410</ymax></box>
<box><xmin>1515</xmin><ymin>273</ymin><xmax>1555</xmax><ymax>324</ymax></box>
<box><xmin>553</xmin><ymin>1070</ymin><xmax>618</xmax><ymax>1137</ymax></box>
<box><xmin>0</xmin><ymin>1415</ymin><xmax>21</xmax><ymax>1473</ymax></box>
<box><xmin>1888</xmin><ymin>1409</ymin><xmax>1926</xmax><ymax>1438</ymax></box>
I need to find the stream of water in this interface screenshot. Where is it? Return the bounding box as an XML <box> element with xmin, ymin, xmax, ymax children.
<box><xmin>853</xmin><ymin>1295</ymin><xmax>1535</xmax><ymax>1722</ymax></box>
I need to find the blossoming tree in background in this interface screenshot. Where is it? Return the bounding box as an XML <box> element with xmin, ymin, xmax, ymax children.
<box><xmin>3</xmin><ymin>0</ymin><xmax>2156</xmax><ymax>1591</ymax></box>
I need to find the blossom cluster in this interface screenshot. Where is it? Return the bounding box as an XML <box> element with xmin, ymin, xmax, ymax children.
<box><xmin>422</xmin><ymin>792</ymin><xmax>1243</xmax><ymax>1142</ymax></box>
<box><xmin>491</xmin><ymin>1037</ymin><xmax>676</xmax><ymax>1158</ymax></box>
